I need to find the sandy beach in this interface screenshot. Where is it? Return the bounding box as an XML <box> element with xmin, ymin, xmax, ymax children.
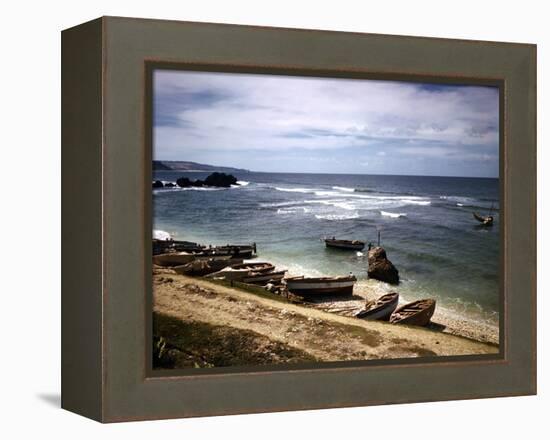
<box><xmin>308</xmin><ymin>280</ymin><xmax>499</xmax><ymax>345</ymax></box>
<box><xmin>153</xmin><ymin>268</ymin><xmax>498</xmax><ymax>369</ymax></box>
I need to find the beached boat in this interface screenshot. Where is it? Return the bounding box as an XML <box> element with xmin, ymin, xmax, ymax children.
<box><xmin>172</xmin><ymin>258</ymin><xmax>243</xmax><ymax>276</ymax></box>
<box><xmin>229</xmin><ymin>262</ymin><xmax>275</xmax><ymax>273</ymax></box>
<box><xmin>200</xmin><ymin>247</ymin><xmax>256</xmax><ymax>259</ymax></box>
<box><xmin>204</xmin><ymin>261</ymin><xmax>275</xmax><ymax>281</ymax></box>
<box><xmin>473</xmin><ymin>212</ymin><xmax>494</xmax><ymax>226</ymax></box>
<box><xmin>153</xmin><ymin>238</ymin><xmax>204</xmax><ymax>255</ymax></box>
<box><xmin>389</xmin><ymin>299</ymin><xmax>436</xmax><ymax>326</ymax></box>
<box><xmin>355</xmin><ymin>292</ymin><xmax>399</xmax><ymax>320</ymax></box>
<box><xmin>205</xmin><ymin>266</ymin><xmax>252</xmax><ymax>281</ymax></box>
<box><xmin>153</xmin><ymin>252</ymin><xmax>197</xmax><ymax>267</ymax></box>
<box><xmin>324</xmin><ymin>238</ymin><xmax>365</xmax><ymax>251</ymax></box>
<box><xmin>242</xmin><ymin>270</ymin><xmax>287</xmax><ymax>285</ymax></box>
<box><xmin>285</xmin><ymin>275</ymin><xmax>357</xmax><ymax>296</ymax></box>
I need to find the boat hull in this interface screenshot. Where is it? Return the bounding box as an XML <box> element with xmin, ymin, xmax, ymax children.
<box><xmin>356</xmin><ymin>293</ymin><xmax>399</xmax><ymax>320</ymax></box>
<box><xmin>229</xmin><ymin>262</ymin><xmax>275</xmax><ymax>273</ymax></box>
<box><xmin>153</xmin><ymin>252</ymin><xmax>196</xmax><ymax>267</ymax></box>
<box><xmin>390</xmin><ymin>299</ymin><xmax>436</xmax><ymax>326</ymax></box>
<box><xmin>325</xmin><ymin>241</ymin><xmax>365</xmax><ymax>251</ymax></box>
<box><xmin>242</xmin><ymin>271</ymin><xmax>286</xmax><ymax>284</ymax></box>
<box><xmin>173</xmin><ymin>258</ymin><xmax>243</xmax><ymax>276</ymax></box>
<box><xmin>286</xmin><ymin>278</ymin><xmax>356</xmax><ymax>296</ymax></box>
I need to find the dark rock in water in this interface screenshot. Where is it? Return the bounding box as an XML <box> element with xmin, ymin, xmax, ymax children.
<box><xmin>176</xmin><ymin>177</ymin><xmax>193</xmax><ymax>188</ymax></box>
<box><xmin>367</xmin><ymin>246</ymin><xmax>399</xmax><ymax>284</ymax></box>
<box><xmin>164</xmin><ymin>182</ymin><xmax>175</xmax><ymax>188</ymax></box>
<box><xmin>175</xmin><ymin>172</ymin><xmax>238</xmax><ymax>188</ymax></box>
<box><xmin>152</xmin><ymin>180</ymin><xmax>164</xmax><ymax>188</ymax></box>
<box><xmin>204</xmin><ymin>172</ymin><xmax>238</xmax><ymax>188</ymax></box>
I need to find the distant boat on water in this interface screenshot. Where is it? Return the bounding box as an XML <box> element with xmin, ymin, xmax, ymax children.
<box><xmin>473</xmin><ymin>212</ymin><xmax>494</xmax><ymax>226</ymax></box>
<box><xmin>324</xmin><ymin>238</ymin><xmax>365</xmax><ymax>251</ymax></box>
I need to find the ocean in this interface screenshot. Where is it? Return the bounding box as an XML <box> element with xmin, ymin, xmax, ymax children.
<box><xmin>153</xmin><ymin>171</ymin><xmax>500</xmax><ymax>329</ymax></box>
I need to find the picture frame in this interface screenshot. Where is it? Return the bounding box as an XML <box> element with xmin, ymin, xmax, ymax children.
<box><xmin>61</xmin><ymin>16</ymin><xmax>536</xmax><ymax>422</ymax></box>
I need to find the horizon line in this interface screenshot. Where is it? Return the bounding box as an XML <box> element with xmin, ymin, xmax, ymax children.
<box><xmin>155</xmin><ymin>165</ymin><xmax>498</xmax><ymax>179</ymax></box>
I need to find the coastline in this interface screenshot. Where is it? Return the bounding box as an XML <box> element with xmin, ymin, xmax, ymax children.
<box><xmin>153</xmin><ymin>269</ymin><xmax>498</xmax><ymax>369</ymax></box>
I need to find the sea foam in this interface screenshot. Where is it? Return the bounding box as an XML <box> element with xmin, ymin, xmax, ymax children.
<box><xmin>380</xmin><ymin>211</ymin><xmax>407</xmax><ymax>218</ymax></box>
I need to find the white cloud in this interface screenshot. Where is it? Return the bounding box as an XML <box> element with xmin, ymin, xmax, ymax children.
<box><xmin>153</xmin><ymin>69</ymin><xmax>499</xmax><ymax>177</ymax></box>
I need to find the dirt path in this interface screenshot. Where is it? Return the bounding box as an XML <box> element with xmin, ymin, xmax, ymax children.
<box><xmin>153</xmin><ymin>272</ymin><xmax>498</xmax><ymax>362</ymax></box>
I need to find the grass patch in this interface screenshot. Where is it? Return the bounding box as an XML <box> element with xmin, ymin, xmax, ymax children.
<box><xmin>153</xmin><ymin>312</ymin><xmax>319</xmax><ymax>369</ymax></box>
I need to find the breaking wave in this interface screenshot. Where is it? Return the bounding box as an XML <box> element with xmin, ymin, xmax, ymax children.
<box><xmin>332</xmin><ymin>186</ymin><xmax>355</xmax><ymax>192</ymax></box>
<box><xmin>380</xmin><ymin>211</ymin><xmax>407</xmax><ymax>218</ymax></box>
<box><xmin>315</xmin><ymin>212</ymin><xmax>360</xmax><ymax>221</ymax></box>
<box><xmin>402</xmin><ymin>199</ymin><xmax>431</xmax><ymax>206</ymax></box>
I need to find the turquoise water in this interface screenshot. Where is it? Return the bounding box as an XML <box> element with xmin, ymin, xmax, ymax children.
<box><xmin>153</xmin><ymin>171</ymin><xmax>500</xmax><ymax>327</ymax></box>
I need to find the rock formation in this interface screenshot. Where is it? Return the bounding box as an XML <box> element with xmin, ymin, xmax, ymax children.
<box><xmin>367</xmin><ymin>246</ymin><xmax>399</xmax><ymax>285</ymax></box>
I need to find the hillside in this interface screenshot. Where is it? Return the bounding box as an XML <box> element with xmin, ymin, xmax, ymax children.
<box><xmin>153</xmin><ymin>160</ymin><xmax>249</xmax><ymax>173</ymax></box>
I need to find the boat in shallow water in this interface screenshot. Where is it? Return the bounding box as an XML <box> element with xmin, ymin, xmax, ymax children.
<box><xmin>389</xmin><ymin>299</ymin><xmax>436</xmax><ymax>326</ymax></box>
<box><xmin>285</xmin><ymin>275</ymin><xmax>357</xmax><ymax>296</ymax></box>
<box><xmin>324</xmin><ymin>238</ymin><xmax>365</xmax><ymax>251</ymax></box>
<box><xmin>355</xmin><ymin>292</ymin><xmax>399</xmax><ymax>320</ymax></box>
<box><xmin>229</xmin><ymin>262</ymin><xmax>274</xmax><ymax>273</ymax></box>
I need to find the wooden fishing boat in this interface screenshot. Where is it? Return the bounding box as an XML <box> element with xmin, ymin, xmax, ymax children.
<box><xmin>205</xmin><ymin>266</ymin><xmax>252</xmax><ymax>281</ymax></box>
<box><xmin>229</xmin><ymin>262</ymin><xmax>275</xmax><ymax>273</ymax></box>
<box><xmin>389</xmin><ymin>299</ymin><xmax>436</xmax><ymax>326</ymax></box>
<box><xmin>473</xmin><ymin>212</ymin><xmax>494</xmax><ymax>226</ymax></box>
<box><xmin>172</xmin><ymin>258</ymin><xmax>243</xmax><ymax>276</ymax></box>
<box><xmin>242</xmin><ymin>270</ymin><xmax>287</xmax><ymax>285</ymax></box>
<box><xmin>355</xmin><ymin>292</ymin><xmax>399</xmax><ymax>320</ymax></box>
<box><xmin>153</xmin><ymin>238</ymin><xmax>204</xmax><ymax>255</ymax></box>
<box><xmin>324</xmin><ymin>238</ymin><xmax>365</xmax><ymax>251</ymax></box>
<box><xmin>153</xmin><ymin>252</ymin><xmax>196</xmax><ymax>267</ymax></box>
<box><xmin>154</xmin><ymin>252</ymin><xmax>233</xmax><ymax>267</ymax></box>
<box><xmin>200</xmin><ymin>247</ymin><xmax>255</xmax><ymax>259</ymax></box>
<box><xmin>285</xmin><ymin>275</ymin><xmax>357</xmax><ymax>296</ymax></box>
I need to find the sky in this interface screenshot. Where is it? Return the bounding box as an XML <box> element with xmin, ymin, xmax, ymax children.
<box><xmin>153</xmin><ymin>69</ymin><xmax>499</xmax><ymax>178</ymax></box>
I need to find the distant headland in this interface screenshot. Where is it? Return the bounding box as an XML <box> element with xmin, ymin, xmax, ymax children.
<box><xmin>153</xmin><ymin>160</ymin><xmax>250</xmax><ymax>174</ymax></box>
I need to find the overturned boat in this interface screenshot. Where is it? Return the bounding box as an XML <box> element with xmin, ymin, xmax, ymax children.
<box><xmin>324</xmin><ymin>238</ymin><xmax>365</xmax><ymax>251</ymax></box>
<box><xmin>285</xmin><ymin>275</ymin><xmax>357</xmax><ymax>296</ymax></box>
<box><xmin>205</xmin><ymin>262</ymin><xmax>275</xmax><ymax>281</ymax></box>
<box><xmin>389</xmin><ymin>299</ymin><xmax>436</xmax><ymax>326</ymax></box>
<box><xmin>355</xmin><ymin>292</ymin><xmax>399</xmax><ymax>320</ymax></box>
<box><xmin>473</xmin><ymin>212</ymin><xmax>494</xmax><ymax>226</ymax></box>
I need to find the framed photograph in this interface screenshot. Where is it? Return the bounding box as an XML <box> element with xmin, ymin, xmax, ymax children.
<box><xmin>62</xmin><ymin>16</ymin><xmax>536</xmax><ymax>422</ymax></box>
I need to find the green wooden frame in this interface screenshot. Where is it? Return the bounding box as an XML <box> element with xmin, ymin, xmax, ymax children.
<box><xmin>62</xmin><ymin>16</ymin><xmax>536</xmax><ymax>422</ymax></box>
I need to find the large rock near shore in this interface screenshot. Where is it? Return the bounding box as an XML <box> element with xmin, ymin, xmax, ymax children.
<box><xmin>204</xmin><ymin>172</ymin><xmax>238</xmax><ymax>187</ymax></box>
<box><xmin>367</xmin><ymin>246</ymin><xmax>399</xmax><ymax>284</ymax></box>
<box><xmin>176</xmin><ymin>177</ymin><xmax>193</xmax><ymax>188</ymax></box>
